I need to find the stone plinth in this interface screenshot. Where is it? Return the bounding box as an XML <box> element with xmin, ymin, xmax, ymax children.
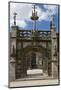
<box><xmin>27</xmin><ymin>69</ymin><xmax>43</xmax><ymax>75</ymax></box>
<box><xmin>27</xmin><ymin>69</ymin><xmax>43</xmax><ymax>78</ymax></box>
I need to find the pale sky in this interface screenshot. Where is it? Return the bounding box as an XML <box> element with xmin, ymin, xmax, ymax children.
<box><xmin>10</xmin><ymin>2</ymin><xmax>59</xmax><ymax>31</ymax></box>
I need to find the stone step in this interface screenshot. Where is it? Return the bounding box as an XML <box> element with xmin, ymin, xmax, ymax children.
<box><xmin>16</xmin><ymin>76</ymin><xmax>53</xmax><ymax>81</ymax></box>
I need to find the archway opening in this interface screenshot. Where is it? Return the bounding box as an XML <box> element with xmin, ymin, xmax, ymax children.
<box><xmin>31</xmin><ymin>52</ymin><xmax>36</xmax><ymax>69</ymax></box>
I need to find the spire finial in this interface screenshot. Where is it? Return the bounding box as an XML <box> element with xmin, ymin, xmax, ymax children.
<box><xmin>50</xmin><ymin>15</ymin><xmax>56</xmax><ymax>29</ymax></box>
<box><xmin>51</xmin><ymin>15</ymin><xmax>54</xmax><ymax>24</ymax></box>
<box><xmin>13</xmin><ymin>12</ymin><xmax>17</xmax><ymax>26</ymax></box>
<box><xmin>31</xmin><ymin>4</ymin><xmax>39</xmax><ymax>31</ymax></box>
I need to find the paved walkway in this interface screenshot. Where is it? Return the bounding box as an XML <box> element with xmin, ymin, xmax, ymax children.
<box><xmin>10</xmin><ymin>79</ymin><xmax>59</xmax><ymax>87</ymax></box>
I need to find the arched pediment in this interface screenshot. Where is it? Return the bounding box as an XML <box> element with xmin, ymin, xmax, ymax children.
<box><xmin>23</xmin><ymin>45</ymin><xmax>48</xmax><ymax>56</ymax></box>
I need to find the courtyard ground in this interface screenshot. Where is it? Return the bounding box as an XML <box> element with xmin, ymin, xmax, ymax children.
<box><xmin>9</xmin><ymin>78</ymin><xmax>59</xmax><ymax>87</ymax></box>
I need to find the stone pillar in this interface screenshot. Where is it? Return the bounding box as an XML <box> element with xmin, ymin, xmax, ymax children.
<box><xmin>9</xmin><ymin>58</ymin><xmax>16</xmax><ymax>81</ymax></box>
<box><xmin>50</xmin><ymin>22</ymin><xmax>58</xmax><ymax>78</ymax></box>
<box><xmin>10</xmin><ymin>25</ymin><xmax>18</xmax><ymax>80</ymax></box>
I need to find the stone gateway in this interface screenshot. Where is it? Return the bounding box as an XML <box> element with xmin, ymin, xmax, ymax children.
<box><xmin>9</xmin><ymin>4</ymin><xmax>59</xmax><ymax>82</ymax></box>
